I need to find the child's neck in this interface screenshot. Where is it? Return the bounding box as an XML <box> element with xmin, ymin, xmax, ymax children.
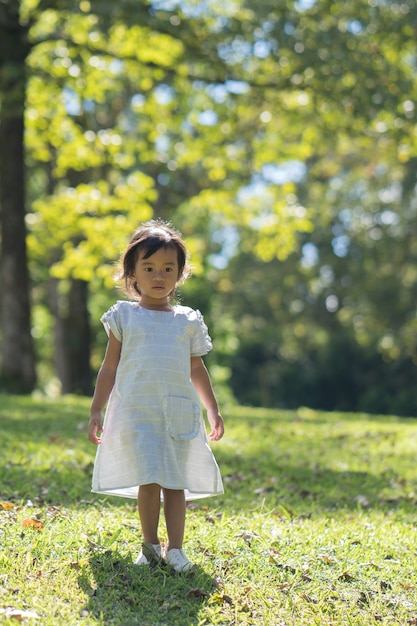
<box><xmin>139</xmin><ymin>297</ymin><xmax>173</xmax><ymax>312</ymax></box>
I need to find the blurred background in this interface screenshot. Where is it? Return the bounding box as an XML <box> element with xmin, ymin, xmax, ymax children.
<box><xmin>1</xmin><ymin>0</ymin><xmax>416</xmax><ymax>416</ymax></box>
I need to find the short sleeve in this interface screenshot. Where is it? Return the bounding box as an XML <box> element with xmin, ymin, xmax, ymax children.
<box><xmin>100</xmin><ymin>302</ymin><xmax>123</xmax><ymax>342</ymax></box>
<box><xmin>190</xmin><ymin>309</ymin><xmax>213</xmax><ymax>356</ymax></box>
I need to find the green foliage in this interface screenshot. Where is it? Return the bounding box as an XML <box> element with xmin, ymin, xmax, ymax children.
<box><xmin>217</xmin><ymin>247</ymin><xmax>417</xmax><ymax>416</ymax></box>
<box><xmin>2</xmin><ymin>0</ymin><xmax>417</xmax><ymax>408</ymax></box>
<box><xmin>1</xmin><ymin>395</ymin><xmax>417</xmax><ymax>624</ymax></box>
<box><xmin>28</xmin><ymin>177</ymin><xmax>155</xmax><ymax>282</ymax></box>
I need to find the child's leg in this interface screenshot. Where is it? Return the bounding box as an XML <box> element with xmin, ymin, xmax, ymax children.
<box><xmin>138</xmin><ymin>483</ymin><xmax>161</xmax><ymax>544</ymax></box>
<box><xmin>162</xmin><ymin>488</ymin><xmax>186</xmax><ymax>550</ymax></box>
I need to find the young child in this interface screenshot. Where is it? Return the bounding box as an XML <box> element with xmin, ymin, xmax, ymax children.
<box><xmin>88</xmin><ymin>219</ymin><xmax>224</xmax><ymax>573</ymax></box>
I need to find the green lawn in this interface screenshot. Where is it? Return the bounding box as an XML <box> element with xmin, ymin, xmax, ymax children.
<box><xmin>1</xmin><ymin>395</ymin><xmax>417</xmax><ymax>625</ymax></box>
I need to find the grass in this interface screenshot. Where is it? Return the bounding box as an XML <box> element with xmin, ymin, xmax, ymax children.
<box><xmin>1</xmin><ymin>395</ymin><xmax>417</xmax><ymax>625</ymax></box>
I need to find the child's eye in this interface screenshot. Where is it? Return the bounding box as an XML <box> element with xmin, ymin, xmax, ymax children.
<box><xmin>165</xmin><ymin>268</ymin><xmax>173</xmax><ymax>272</ymax></box>
<box><xmin>144</xmin><ymin>267</ymin><xmax>153</xmax><ymax>272</ymax></box>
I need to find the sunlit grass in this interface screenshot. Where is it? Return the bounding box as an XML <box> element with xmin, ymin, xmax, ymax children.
<box><xmin>1</xmin><ymin>395</ymin><xmax>417</xmax><ymax>625</ymax></box>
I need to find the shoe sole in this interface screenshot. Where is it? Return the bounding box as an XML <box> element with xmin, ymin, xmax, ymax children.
<box><xmin>169</xmin><ymin>564</ymin><xmax>197</xmax><ymax>574</ymax></box>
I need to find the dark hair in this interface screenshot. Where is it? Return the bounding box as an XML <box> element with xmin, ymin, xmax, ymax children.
<box><xmin>120</xmin><ymin>219</ymin><xmax>190</xmax><ymax>299</ymax></box>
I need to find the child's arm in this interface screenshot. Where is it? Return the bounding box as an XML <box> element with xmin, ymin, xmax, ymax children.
<box><xmin>88</xmin><ymin>330</ymin><xmax>122</xmax><ymax>444</ymax></box>
<box><xmin>190</xmin><ymin>356</ymin><xmax>224</xmax><ymax>441</ymax></box>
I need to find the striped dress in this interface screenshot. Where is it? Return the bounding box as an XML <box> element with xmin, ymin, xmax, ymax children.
<box><xmin>91</xmin><ymin>300</ymin><xmax>223</xmax><ymax>500</ymax></box>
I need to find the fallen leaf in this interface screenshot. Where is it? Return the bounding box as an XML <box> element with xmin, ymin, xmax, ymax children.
<box><xmin>318</xmin><ymin>554</ymin><xmax>337</xmax><ymax>564</ymax></box>
<box><xmin>0</xmin><ymin>501</ymin><xmax>15</xmax><ymax>511</ymax></box>
<box><xmin>357</xmin><ymin>590</ymin><xmax>375</xmax><ymax>605</ymax></box>
<box><xmin>187</xmin><ymin>588</ymin><xmax>210</xmax><ymax>600</ymax></box>
<box><xmin>400</xmin><ymin>582</ymin><xmax>415</xmax><ymax>591</ymax></box>
<box><xmin>223</xmin><ymin>550</ymin><xmax>236</xmax><ymax>557</ymax></box>
<box><xmin>0</xmin><ymin>607</ymin><xmax>40</xmax><ymax>620</ymax></box>
<box><xmin>300</xmin><ymin>592</ymin><xmax>319</xmax><ymax>604</ymax></box>
<box><xmin>22</xmin><ymin>519</ymin><xmax>44</xmax><ymax>531</ymax></box>
<box><xmin>271</xmin><ymin>559</ymin><xmax>297</xmax><ymax>574</ymax></box>
<box><xmin>236</xmin><ymin>531</ymin><xmax>260</xmax><ymax>545</ymax></box>
<box><xmin>360</xmin><ymin>561</ymin><xmax>382</xmax><ymax>569</ymax></box>
<box><xmin>380</xmin><ymin>580</ymin><xmax>392</xmax><ymax>591</ymax></box>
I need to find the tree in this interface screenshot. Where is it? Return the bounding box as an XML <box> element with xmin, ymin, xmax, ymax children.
<box><xmin>3</xmin><ymin>0</ymin><xmax>417</xmax><ymax>411</ymax></box>
<box><xmin>0</xmin><ymin>0</ymin><xmax>232</xmax><ymax>392</ymax></box>
<box><xmin>0</xmin><ymin>0</ymin><xmax>36</xmax><ymax>391</ymax></box>
<box><xmin>186</xmin><ymin>0</ymin><xmax>417</xmax><ymax>414</ymax></box>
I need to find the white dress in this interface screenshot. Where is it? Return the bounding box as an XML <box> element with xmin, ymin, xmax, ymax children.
<box><xmin>91</xmin><ymin>300</ymin><xmax>224</xmax><ymax>501</ymax></box>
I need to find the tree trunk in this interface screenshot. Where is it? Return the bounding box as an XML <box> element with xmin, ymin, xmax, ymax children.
<box><xmin>65</xmin><ymin>278</ymin><xmax>92</xmax><ymax>395</ymax></box>
<box><xmin>0</xmin><ymin>3</ymin><xmax>36</xmax><ymax>391</ymax></box>
<box><xmin>48</xmin><ymin>278</ymin><xmax>70</xmax><ymax>392</ymax></box>
<box><xmin>49</xmin><ymin>278</ymin><xmax>92</xmax><ymax>395</ymax></box>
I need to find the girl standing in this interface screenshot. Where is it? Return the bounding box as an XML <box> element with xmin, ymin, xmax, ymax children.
<box><xmin>88</xmin><ymin>220</ymin><xmax>224</xmax><ymax>573</ymax></box>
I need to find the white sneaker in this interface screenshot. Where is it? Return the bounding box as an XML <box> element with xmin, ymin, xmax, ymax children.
<box><xmin>134</xmin><ymin>543</ymin><xmax>163</xmax><ymax>566</ymax></box>
<box><xmin>166</xmin><ymin>548</ymin><xmax>196</xmax><ymax>573</ymax></box>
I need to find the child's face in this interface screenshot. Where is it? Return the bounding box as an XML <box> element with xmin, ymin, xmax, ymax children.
<box><xmin>133</xmin><ymin>245</ymin><xmax>180</xmax><ymax>307</ymax></box>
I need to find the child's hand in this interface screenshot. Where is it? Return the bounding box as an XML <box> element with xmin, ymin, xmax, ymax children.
<box><xmin>88</xmin><ymin>412</ymin><xmax>103</xmax><ymax>445</ymax></box>
<box><xmin>207</xmin><ymin>409</ymin><xmax>224</xmax><ymax>441</ymax></box>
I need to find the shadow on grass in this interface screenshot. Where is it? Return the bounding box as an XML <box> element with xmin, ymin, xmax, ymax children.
<box><xmin>214</xmin><ymin>449</ymin><xmax>417</xmax><ymax>517</ymax></box>
<box><xmin>2</xmin><ymin>395</ymin><xmax>417</xmax><ymax>517</ymax></box>
<box><xmin>4</xmin><ymin>447</ymin><xmax>414</xmax><ymax>518</ymax></box>
<box><xmin>226</xmin><ymin>404</ymin><xmax>417</xmax><ymax>424</ymax></box>
<box><xmin>3</xmin><ymin>441</ymin><xmax>417</xmax><ymax>519</ymax></box>
<box><xmin>78</xmin><ymin>549</ymin><xmax>218</xmax><ymax>626</ymax></box>
<box><xmin>2</xmin><ymin>395</ymin><xmax>416</xmax><ymax>445</ymax></box>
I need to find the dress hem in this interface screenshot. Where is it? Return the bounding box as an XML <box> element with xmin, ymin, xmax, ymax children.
<box><xmin>91</xmin><ymin>487</ymin><xmax>224</xmax><ymax>501</ymax></box>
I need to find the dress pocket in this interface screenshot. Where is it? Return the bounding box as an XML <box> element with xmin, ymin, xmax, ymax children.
<box><xmin>163</xmin><ymin>395</ymin><xmax>200</xmax><ymax>440</ymax></box>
